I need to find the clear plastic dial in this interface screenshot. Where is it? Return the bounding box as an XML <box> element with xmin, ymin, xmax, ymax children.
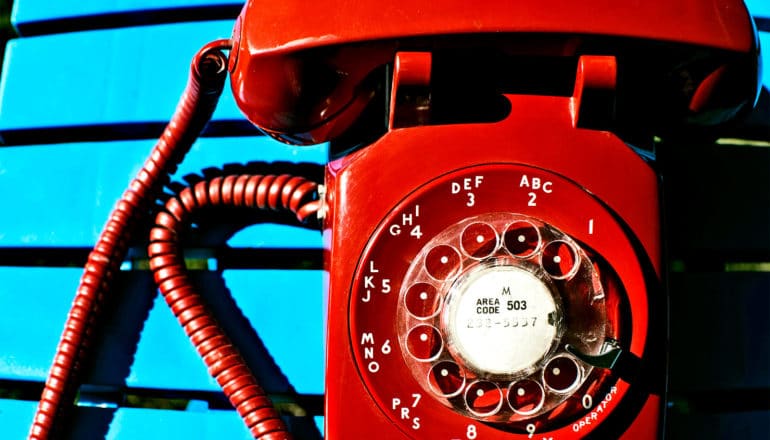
<box><xmin>397</xmin><ymin>213</ymin><xmax>608</xmax><ymax>423</ymax></box>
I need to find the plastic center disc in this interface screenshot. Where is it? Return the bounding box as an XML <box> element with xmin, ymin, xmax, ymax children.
<box><xmin>444</xmin><ymin>265</ymin><xmax>558</xmax><ymax>375</ymax></box>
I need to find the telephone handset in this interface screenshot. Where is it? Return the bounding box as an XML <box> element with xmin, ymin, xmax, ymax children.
<box><xmin>225</xmin><ymin>0</ymin><xmax>759</xmax><ymax>438</ymax></box>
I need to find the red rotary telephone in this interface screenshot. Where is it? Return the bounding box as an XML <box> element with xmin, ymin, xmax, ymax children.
<box><xmin>30</xmin><ymin>0</ymin><xmax>760</xmax><ymax>439</ymax></box>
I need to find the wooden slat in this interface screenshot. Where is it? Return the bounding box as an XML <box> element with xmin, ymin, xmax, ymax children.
<box><xmin>0</xmin><ymin>399</ymin><xmax>41</xmax><ymax>439</ymax></box>
<box><xmin>0</xmin><ymin>21</ymin><xmax>240</xmax><ymax>135</ymax></box>
<box><xmin>0</xmin><ymin>398</ymin><xmax>323</xmax><ymax>439</ymax></box>
<box><xmin>762</xmin><ymin>33</ymin><xmax>770</xmax><ymax>83</ymax></box>
<box><xmin>0</xmin><ymin>138</ymin><xmax>326</xmax><ymax>247</ymax></box>
<box><xmin>11</xmin><ymin>0</ymin><xmax>242</xmax><ymax>36</ymax></box>
<box><xmin>0</xmin><ymin>268</ymin><xmax>76</xmax><ymax>381</ymax></box>
<box><xmin>130</xmin><ymin>270</ymin><xmax>326</xmax><ymax>394</ymax></box>
<box><xmin>0</xmin><ymin>267</ymin><xmax>325</xmax><ymax>394</ymax></box>
<box><xmin>745</xmin><ymin>0</ymin><xmax>770</xmax><ymax>21</ymax></box>
<box><xmin>0</xmin><ymin>246</ymin><xmax>323</xmax><ymax>269</ymax></box>
<box><xmin>10</xmin><ymin>0</ymin><xmax>239</xmax><ymax>25</ymax></box>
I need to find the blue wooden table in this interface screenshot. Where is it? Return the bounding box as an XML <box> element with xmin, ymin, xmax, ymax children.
<box><xmin>0</xmin><ymin>1</ymin><xmax>768</xmax><ymax>438</ymax></box>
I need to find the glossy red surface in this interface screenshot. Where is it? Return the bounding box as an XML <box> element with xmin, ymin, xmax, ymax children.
<box><xmin>149</xmin><ymin>174</ymin><xmax>320</xmax><ymax>439</ymax></box>
<box><xmin>389</xmin><ymin>52</ymin><xmax>432</xmax><ymax>129</ymax></box>
<box><xmin>236</xmin><ymin>0</ymin><xmax>753</xmax><ymax>55</ymax></box>
<box><xmin>229</xmin><ymin>0</ymin><xmax>758</xmax><ymax>144</ymax></box>
<box><xmin>325</xmin><ymin>56</ymin><xmax>663</xmax><ymax>438</ymax></box>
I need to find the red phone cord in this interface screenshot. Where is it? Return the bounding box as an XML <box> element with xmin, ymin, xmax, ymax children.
<box><xmin>149</xmin><ymin>175</ymin><xmax>320</xmax><ymax>439</ymax></box>
<box><xmin>28</xmin><ymin>39</ymin><xmax>232</xmax><ymax>440</ymax></box>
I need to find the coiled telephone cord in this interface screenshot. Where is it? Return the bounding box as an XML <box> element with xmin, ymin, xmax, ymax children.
<box><xmin>149</xmin><ymin>175</ymin><xmax>320</xmax><ymax>439</ymax></box>
<box><xmin>28</xmin><ymin>39</ymin><xmax>231</xmax><ymax>439</ymax></box>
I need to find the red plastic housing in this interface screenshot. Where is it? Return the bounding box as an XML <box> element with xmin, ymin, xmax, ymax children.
<box><xmin>233</xmin><ymin>0</ymin><xmax>753</xmax><ymax>53</ymax></box>
<box><xmin>229</xmin><ymin>0</ymin><xmax>758</xmax><ymax>144</ymax></box>
<box><xmin>324</xmin><ymin>56</ymin><xmax>663</xmax><ymax>438</ymax></box>
<box><xmin>225</xmin><ymin>0</ymin><xmax>760</xmax><ymax>437</ymax></box>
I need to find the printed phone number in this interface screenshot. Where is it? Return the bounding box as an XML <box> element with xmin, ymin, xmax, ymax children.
<box><xmin>466</xmin><ymin>317</ymin><xmax>538</xmax><ymax>329</ymax></box>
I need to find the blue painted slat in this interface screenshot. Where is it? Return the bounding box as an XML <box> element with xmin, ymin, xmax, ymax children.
<box><xmin>745</xmin><ymin>0</ymin><xmax>770</xmax><ymax>19</ymax></box>
<box><xmin>0</xmin><ymin>138</ymin><xmax>325</xmax><ymax>247</ymax></box>
<box><xmin>107</xmin><ymin>406</ymin><xmax>254</xmax><ymax>440</ymax></box>
<box><xmin>0</xmin><ymin>399</ymin><xmax>36</xmax><ymax>439</ymax></box>
<box><xmin>761</xmin><ymin>33</ymin><xmax>769</xmax><ymax>87</ymax></box>
<box><xmin>0</xmin><ymin>267</ymin><xmax>325</xmax><ymax>395</ymax></box>
<box><xmin>112</xmin><ymin>411</ymin><xmax>321</xmax><ymax>439</ymax></box>
<box><xmin>0</xmin><ymin>269</ymin><xmax>76</xmax><ymax>381</ymax></box>
<box><xmin>11</xmin><ymin>0</ymin><xmax>242</xmax><ymax>30</ymax></box>
<box><xmin>108</xmin><ymin>412</ymin><xmax>324</xmax><ymax>439</ymax></box>
<box><xmin>0</xmin><ymin>21</ymin><xmax>241</xmax><ymax>132</ymax></box>
<box><xmin>0</xmin><ymin>398</ymin><xmax>252</xmax><ymax>439</ymax></box>
<box><xmin>130</xmin><ymin>269</ymin><xmax>325</xmax><ymax>394</ymax></box>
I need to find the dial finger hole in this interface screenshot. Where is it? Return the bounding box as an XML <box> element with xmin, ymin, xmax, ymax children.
<box><xmin>504</xmin><ymin>221</ymin><xmax>541</xmax><ymax>258</ymax></box>
<box><xmin>406</xmin><ymin>325</ymin><xmax>443</xmax><ymax>362</ymax></box>
<box><xmin>543</xmin><ymin>355</ymin><xmax>581</xmax><ymax>393</ymax></box>
<box><xmin>541</xmin><ymin>240</ymin><xmax>579</xmax><ymax>279</ymax></box>
<box><xmin>461</xmin><ymin>222</ymin><xmax>498</xmax><ymax>259</ymax></box>
<box><xmin>427</xmin><ymin>361</ymin><xmax>465</xmax><ymax>397</ymax></box>
<box><xmin>424</xmin><ymin>245</ymin><xmax>462</xmax><ymax>280</ymax></box>
<box><xmin>507</xmin><ymin>379</ymin><xmax>545</xmax><ymax>415</ymax></box>
<box><xmin>404</xmin><ymin>283</ymin><xmax>442</xmax><ymax>319</ymax></box>
<box><xmin>464</xmin><ymin>381</ymin><xmax>503</xmax><ymax>417</ymax></box>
